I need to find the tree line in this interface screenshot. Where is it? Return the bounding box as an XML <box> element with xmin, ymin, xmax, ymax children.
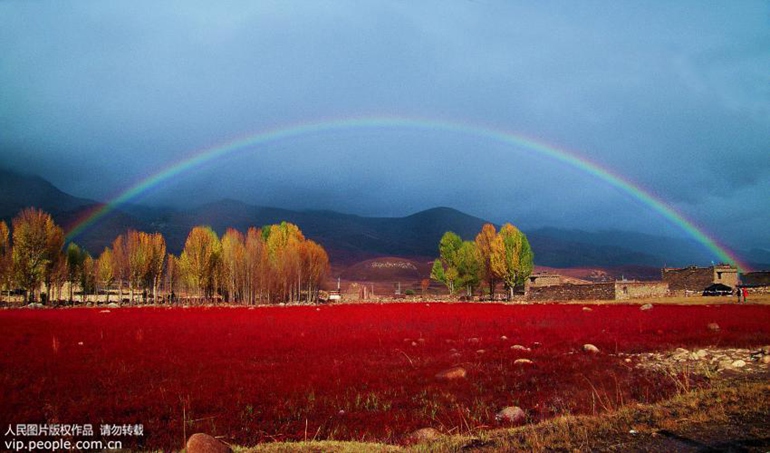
<box><xmin>430</xmin><ymin>223</ymin><xmax>534</xmax><ymax>299</ymax></box>
<box><xmin>0</xmin><ymin>207</ymin><xmax>330</xmax><ymax>304</ymax></box>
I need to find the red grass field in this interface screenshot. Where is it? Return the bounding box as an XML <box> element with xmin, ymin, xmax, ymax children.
<box><xmin>1</xmin><ymin>303</ymin><xmax>769</xmax><ymax>450</ymax></box>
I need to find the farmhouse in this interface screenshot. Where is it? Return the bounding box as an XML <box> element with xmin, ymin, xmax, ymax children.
<box><xmin>662</xmin><ymin>264</ymin><xmax>738</xmax><ymax>296</ymax></box>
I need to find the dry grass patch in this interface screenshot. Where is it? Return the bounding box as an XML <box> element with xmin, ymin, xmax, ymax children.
<box><xmin>235</xmin><ymin>378</ymin><xmax>769</xmax><ymax>452</ymax></box>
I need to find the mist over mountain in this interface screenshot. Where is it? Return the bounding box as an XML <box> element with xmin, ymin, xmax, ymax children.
<box><xmin>1</xmin><ymin>168</ymin><xmax>765</xmax><ymax>270</ymax></box>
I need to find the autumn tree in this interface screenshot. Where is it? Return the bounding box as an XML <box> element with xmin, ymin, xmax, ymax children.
<box><xmin>125</xmin><ymin>230</ymin><xmax>148</xmax><ymax>304</ymax></box>
<box><xmin>420</xmin><ymin>278</ymin><xmax>430</xmax><ymax>297</ymax></box>
<box><xmin>456</xmin><ymin>240</ymin><xmax>481</xmax><ymax>297</ymax></box>
<box><xmin>111</xmin><ymin>234</ymin><xmax>128</xmax><ymax>302</ymax></box>
<box><xmin>264</xmin><ymin>222</ymin><xmax>306</xmax><ymax>302</ymax></box>
<box><xmin>65</xmin><ymin>243</ymin><xmax>86</xmax><ymax>303</ymax></box>
<box><xmin>97</xmin><ymin>247</ymin><xmax>116</xmax><ymax>303</ymax></box>
<box><xmin>164</xmin><ymin>253</ymin><xmax>180</xmax><ymax>303</ymax></box>
<box><xmin>146</xmin><ymin>232</ymin><xmax>166</xmax><ymax>303</ymax></box>
<box><xmin>302</xmin><ymin>239</ymin><xmax>330</xmax><ymax>302</ymax></box>
<box><xmin>11</xmin><ymin>208</ymin><xmax>64</xmax><ymax>302</ymax></box>
<box><xmin>221</xmin><ymin>228</ymin><xmax>246</xmax><ymax>302</ymax></box>
<box><xmin>179</xmin><ymin>226</ymin><xmax>222</xmax><ymax>301</ymax></box>
<box><xmin>491</xmin><ymin>223</ymin><xmax>534</xmax><ymax>299</ymax></box>
<box><xmin>475</xmin><ymin>223</ymin><xmax>500</xmax><ymax>298</ymax></box>
<box><xmin>245</xmin><ymin>227</ymin><xmax>267</xmax><ymax>304</ymax></box>
<box><xmin>81</xmin><ymin>253</ymin><xmax>95</xmax><ymax>303</ymax></box>
<box><xmin>49</xmin><ymin>257</ymin><xmax>68</xmax><ymax>303</ymax></box>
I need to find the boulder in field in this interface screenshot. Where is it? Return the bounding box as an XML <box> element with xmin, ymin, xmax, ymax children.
<box><xmin>707</xmin><ymin>323</ymin><xmax>720</xmax><ymax>332</ymax></box>
<box><xmin>583</xmin><ymin>344</ymin><xmax>600</xmax><ymax>354</ymax></box>
<box><xmin>511</xmin><ymin>345</ymin><xmax>530</xmax><ymax>351</ymax></box>
<box><xmin>496</xmin><ymin>406</ymin><xmax>526</xmax><ymax>424</ymax></box>
<box><xmin>186</xmin><ymin>433</ymin><xmax>231</xmax><ymax>453</ymax></box>
<box><xmin>435</xmin><ymin>366</ymin><xmax>467</xmax><ymax>381</ymax></box>
<box><xmin>407</xmin><ymin>427</ymin><xmax>441</xmax><ymax>443</ymax></box>
<box><xmin>514</xmin><ymin>358</ymin><xmax>533</xmax><ymax>365</ymax></box>
<box><xmin>640</xmin><ymin>303</ymin><xmax>653</xmax><ymax>311</ymax></box>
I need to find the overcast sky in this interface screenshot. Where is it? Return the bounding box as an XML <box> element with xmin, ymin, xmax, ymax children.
<box><xmin>1</xmin><ymin>1</ymin><xmax>768</xmax><ymax>253</ymax></box>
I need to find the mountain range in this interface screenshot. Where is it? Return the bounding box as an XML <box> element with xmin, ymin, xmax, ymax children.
<box><xmin>1</xmin><ymin>168</ymin><xmax>767</xmax><ymax>271</ymax></box>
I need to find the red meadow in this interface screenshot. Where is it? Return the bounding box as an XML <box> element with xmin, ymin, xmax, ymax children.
<box><xmin>1</xmin><ymin>303</ymin><xmax>768</xmax><ymax>450</ymax></box>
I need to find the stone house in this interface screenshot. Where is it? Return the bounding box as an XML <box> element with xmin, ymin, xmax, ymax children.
<box><xmin>661</xmin><ymin>265</ymin><xmax>738</xmax><ymax>295</ymax></box>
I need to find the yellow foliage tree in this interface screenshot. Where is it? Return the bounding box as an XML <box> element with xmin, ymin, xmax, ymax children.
<box><xmin>11</xmin><ymin>208</ymin><xmax>64</xmax><ymax>302</ymax></box>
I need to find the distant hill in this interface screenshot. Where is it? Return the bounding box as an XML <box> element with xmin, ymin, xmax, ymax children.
<box><xmin>1</xmin><ymin>168</ymin><xmax>764</xmax><ymax>270</ymax></box>
<box><xmin>0</xmin><ymin>168</ymin><xmax>93</xmax><ymax>219</ymax></box>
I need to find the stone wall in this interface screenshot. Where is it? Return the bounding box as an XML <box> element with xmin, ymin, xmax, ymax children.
<box><xmin>528</xmin><ymin>282</ymin><xmax>616</xmax><ymax>301</ymax></box>
<box><xmin>615</xmin><ymin>281</ymin><xmax>669</xmax><ymax>300</ymax></box>
<box><xmin>526</xmin><ymin>274</ymin><xmax>561</xmax><ymax>288</ymax></box>
<box><xmin>662</xmin><ymin>266</ymin><xmax>719</xmax><ymax>294</ymax></box>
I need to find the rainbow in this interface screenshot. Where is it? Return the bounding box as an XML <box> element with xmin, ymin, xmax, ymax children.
<box><xmin>65</xmin><ymin>115</ymin><xmax>751</xmax><ymax>272</ymax></box>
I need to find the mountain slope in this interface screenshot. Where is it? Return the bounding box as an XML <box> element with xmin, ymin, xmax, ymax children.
<box><xmin>0</xmin><ymin>168</ymin><xmax>93</xmax><ymax>219</ymax></box>
<box><xmin>1</xmin><ymin>169</ymin><xmax>757</xmax><ymax>269</ymax></box>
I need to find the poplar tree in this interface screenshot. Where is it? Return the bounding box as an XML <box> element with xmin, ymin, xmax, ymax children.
<box><xmin>221</xmin><ymin>228</ymin><xmax>246</xmax><ymax>302</ymax></box>
<box><xmin>475</xmin><ymin>223</ymin><xmax>500</xmax><ymax>298</ymax></box>
<box><xmin>430</xmin><ymin>231</ymin><xmax>463</xmax><ymax>295</ymax></box>
<box><xmin>179</xmin><ymin>226</ymin><xmax>222</xmax><ymax>301</ymax></box>
<box><xmin>491</xmin><ymin>223</ymin><xmax>534</xmax><ymax>299</ymax></box>
<box><xmin>11</xmin><ymin>208</ymin><xmax>64</xmax><ymax>302</ymax></box>
<box><xmin>97</xmin><ymin>247</ymin><xmax>116</xmax><ymax>303</ymax></box>
<box><xmin>146</xmin><ymin>232</ymin><xmax>166</xmax><ymax>303</ymax></box>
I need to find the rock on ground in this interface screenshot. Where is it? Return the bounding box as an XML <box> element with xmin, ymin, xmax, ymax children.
<box><xmin>435</xmin><ymin>366</ymin><xmax>467</xmax><ymax>381</ymax></box>
<box><xmin>496</xmin><ymin>406</ymin><xmax>526</xmax><ymax>424</ymax></box>
<box><xmin>407</xmin><ymin>427</ymin><xmax>441</xmax><ymax>443</ymax></box>
<box><xmin>583</xmin><ymin>344</ymin><xmax>600</xmax><ymax>354</ymax></box>
<box><xmin>707</xmin><ymin>322</ymin><xmax>720</xmax><ymax>332</ymax></box>
<box><xmin>640</xmin><ymin>303</ymin><xmax>653</xmax><ymax>311</ymax></box>
<box><xmin>514</xmin><ymin>358</ymin><xmax>533</xmax><ymax>365</ymax></box>
<box><xmin>186</xmin><ymin>433</ymin><xmax>232</xmax><ymax>453</ymax></box>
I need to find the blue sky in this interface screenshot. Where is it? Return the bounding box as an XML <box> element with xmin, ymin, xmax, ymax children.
<box><xmin>1</xmin><ymin>1</ymin><xmax>768</xmax><ymax>253</ymax></box>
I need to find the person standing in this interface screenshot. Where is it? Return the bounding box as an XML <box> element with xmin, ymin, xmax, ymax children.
<box><xmin>742</xmin><ymin>286</ymin><xmax>748</xmax><ymax>303</ymax></box>
<box><xmin>735</xmin><ymin>286</ymin><xmax>742</xmax><ymax>302</ymax></box>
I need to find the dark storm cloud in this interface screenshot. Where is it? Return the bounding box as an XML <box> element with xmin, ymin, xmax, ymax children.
<box><xmin>0</xmin><ymin>0</ymin><xmax>768</xmax><ymax>251</ymax></box>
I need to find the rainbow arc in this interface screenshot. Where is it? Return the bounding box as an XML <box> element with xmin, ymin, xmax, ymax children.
<box><xmin>65</xmin><ymin>115</ymin><xmax>750</xmax><ymax>272</ymax></box>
